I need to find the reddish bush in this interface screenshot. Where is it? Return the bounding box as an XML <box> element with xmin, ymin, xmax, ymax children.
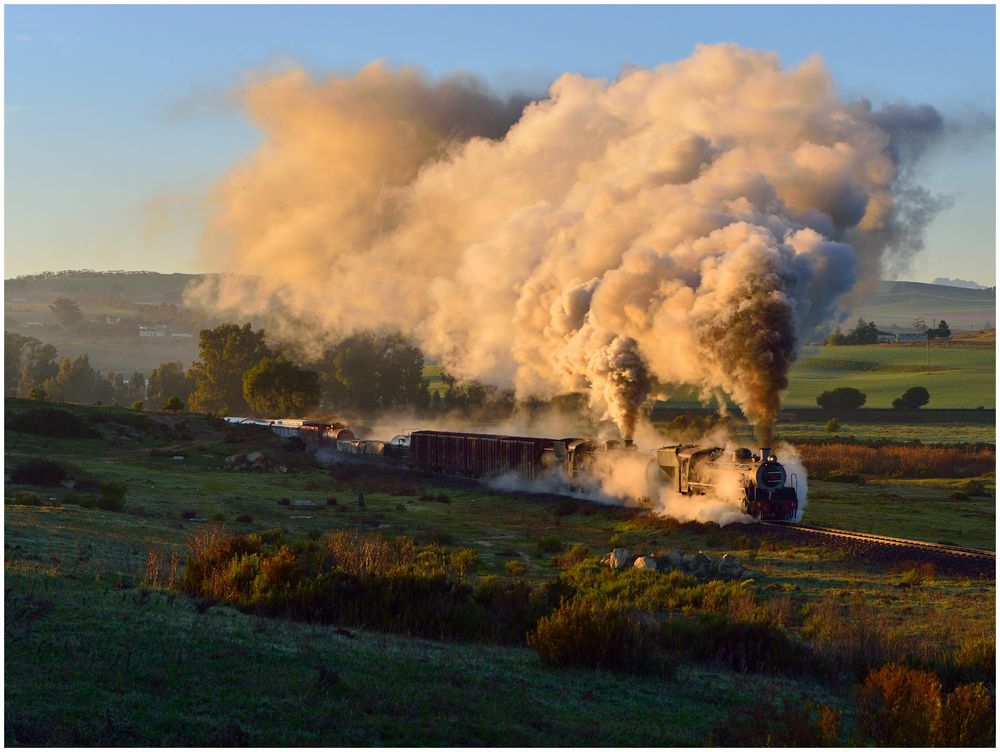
<box><xmin>855</xmin><ymin>663</ymin><xmax>942</xmax><ymax>746</ymax></box>
<box><xmin>799</xmin><ymin>442</ymin><xmax>994</xmax><ymax>479</ymax></box>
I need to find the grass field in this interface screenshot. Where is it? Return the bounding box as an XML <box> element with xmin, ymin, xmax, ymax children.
<box><xmin>782</xmin><ymin>344</ymin><xmax>995</xmax><ymax>409</ymax></box>
<box><xmin>5</xmin><ymin>400</ymin><xmax>995</xmax><ymax>745</ymax></box>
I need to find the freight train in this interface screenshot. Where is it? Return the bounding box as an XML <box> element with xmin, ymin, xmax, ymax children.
<box><xmin>224</xmin><ymin>417</ymin><xmax>800</xmax><ymax>521</ymax></box>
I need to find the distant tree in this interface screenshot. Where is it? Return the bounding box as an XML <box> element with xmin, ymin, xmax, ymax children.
<box><xmin>43</xmin><ymin>354</ymin><xmax>97</xmax><ymax>403</ymax></box>
<box><xmin>49</xmin><ymin>298</ymin><xmax>84</xmax><ymax>331</ymax></box>
<box><xmin>28</xmin><ymin>387</ymin><xmax>47</xmax><ymax>401</ymax></box>
<box><xmin>92</xmin><ymin>372</ymin><xmax>115</xmax><ymax>404</ymax></box>
<box><xmin>826</xmin><ymin>318</ymin><xmax>879</xmax><ymax>345</ymax></box>
<box><xmin>926</xmin><ymin>320</ymin><xmax>951</xmax><ymax>340</ymax></box>
<box><xmin>5</xmin><ymin>332</ymin><xmax>36</xmax><ymax>396</ymax></box>
<box><xmin>146</xmin><ymin>361</ymin><xmax>194</xmax><ymax>410</ymax></box>
<box><xmin>163</xmin><ymin>396</ymin><xmax>185</xmax><ymax>412</ymax></box>
<box><xmin>892</xmin><ymin>386</ymin><xmax>930</xmax><ymax>410</ymax></box>
<box><xmin>318</xmin><ymin>330</ymin><xmax>427</xmax><ymax>411</ymax></box>
<box><xmin>816</xmin><ymin>387</ymin><xmax>867</xmax><ymax>411</ymax></box>
<box><xmin>17</xmin><ymin>340</ymin><xmax>59</xmax><ymax>397</ymax></box>
<box><xmin>242</xmin><ymin>356</ymin><xmax>320</xmax><ymax>417</ymax></box>
<box><xmin>131</xmin><ymin>400</ymin><xmax>144</xmax><ymax>411</ymax></box>
<box><xmin>188</xmin><ymin>323</ymin><xmax>272</xmax><ymax>415</ymax></box>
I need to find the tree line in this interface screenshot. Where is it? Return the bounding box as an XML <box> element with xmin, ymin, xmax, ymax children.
<box><xmin>5</xmin><ymin>323</ymin><xmax>513</xmax><ymax>418</ymax></box>
<box><xmin>827</xmin><ymin>317</ymin><xmax>951</xmax><ymax>345</ymax></box>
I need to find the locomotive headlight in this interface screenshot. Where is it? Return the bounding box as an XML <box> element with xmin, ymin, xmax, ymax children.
<box><xmin>767</xmin><ymin>454</ymin><xmax>777</xmax><ymax>463</ymax></box>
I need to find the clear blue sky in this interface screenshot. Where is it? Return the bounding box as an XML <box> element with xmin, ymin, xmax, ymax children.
<box><xmin>5</xmin><ymin>4</ymin><xmax>996</xmax><ymax>285</ymax></box>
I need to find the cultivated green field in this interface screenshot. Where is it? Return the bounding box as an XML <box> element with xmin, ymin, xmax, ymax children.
<box><xmin>5</xmin><ymin>400</ymin><xmax>995</xmax><ymax>745</ymax></box>
<box><xmin>783</xmin><ymin>344</ymin><xmax>996</xmax><ymax>409</ymax></box>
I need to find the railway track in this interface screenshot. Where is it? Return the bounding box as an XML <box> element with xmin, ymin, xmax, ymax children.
<box><xmin>762</xmin><ymin>522</ymin><xmax>996</xmax><ymax>578</ymax></box>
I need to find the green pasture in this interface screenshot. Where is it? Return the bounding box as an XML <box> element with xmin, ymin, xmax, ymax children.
<box><xmin>800</xmin><ymin>479</ymin><xmax>995</xmax><ymax>551</ymax></box>
<box><xmin>782</xmin><ymin>344</ymin><xmax>995</xmax><ymax>409</ymax></box>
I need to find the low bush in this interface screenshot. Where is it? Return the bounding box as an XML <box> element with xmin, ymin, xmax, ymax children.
<box><xmin>235</xmin><ymin>513</ymin><xmax>253</xmax><ymax>524</ymax></box>
<box><xmin>277</xmin><ymin>497</ymin><xmax>291</xmax><ymax>506</ymax></box>
<box><xmin>528</xmin><ymin>599</ymin><xmax>657</xmax><ymax>674</ymax></box>
<box><xmin>802</xmin><ymin>591</ymin><xmax>896</xmax><ymax>680</ymax></box>
<box><xmin>180</xmin><ymin>510</ymin><xmax>198</xmax><ymax>520</ymax></box>
<box><xmin>7</xmin><ymin>407</ymin><xmax>100</xmax><ymax>438</ymax></box>
<box><xmin>10</xmin><ymin>458</ymin><xmax>69</xmax><ymax>487</ymax></box>
<box><xmin>708</xmin><ymin>695</ymin><xmax>841</xmax><ymax>746</ymax></box>
<box><xmin>855</xmin><ymin>663</ymin><xmax>943</xmax><ymax>746</ymax></box>
<box><xmin>797</xmin><ymin>442</ymin><xmax>995</xmax><ymax>479</ymax></box>
<box><xmin>10</xmin><ymin>490</ymin><xmax>45</xmax><ymax>506</ymax></box>
<box><xmin>535</xmin><ymin>535</ymin><xmax>564</xmax><ymax>556</ymax></box>
<box><xmin>177</xmin><ymin>528</ymin><xmax>523</xmax><ymax>642</ymax></box>
<box><xmin>939</xmin><ymin>682</ymin><xmax>995</xmax><ymax>746</ymax></box>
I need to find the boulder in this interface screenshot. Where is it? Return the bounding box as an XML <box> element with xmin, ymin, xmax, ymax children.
<box><xmin>245</xmin><ymin>451</ymin><xmax>265</xmax><ymax>464</ymax></box>
<box><xmin>225</xmin><ymin>453</ymin><xmax>245</xmax><ymax>467</ymax></box>
<box><xmin>693</xmin><ymin>552</ymin><xmax>712</xmax><ymax>568</ymax></box>
<box><xmin>608</xmin><ymin>548</ymin><xmax>634</xmax><ymax>569</ymax></box>
<box><xmin>633</xmin><ymin>556</ymin><xmax>657</xmax><ymax>570</ymax></box>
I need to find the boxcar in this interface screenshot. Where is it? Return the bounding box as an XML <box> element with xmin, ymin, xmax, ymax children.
<box><xmin>409</xmin><ymin>430</ymin><xmax>563</xmax><ymax>480</ymax></box>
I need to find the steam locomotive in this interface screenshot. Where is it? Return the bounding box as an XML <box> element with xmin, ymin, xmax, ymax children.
<box><xmin>225</xmin><ymin>417</ymin><xmax>799</xmax><ymax>521</ymax></box>
<box><xmin>650</xmin><ymin>444</ymin><xmax>799</xmax><ymax>521</ymax></box>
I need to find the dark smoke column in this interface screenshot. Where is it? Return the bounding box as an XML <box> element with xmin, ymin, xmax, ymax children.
<box><xmin>695</xmin><ymin>262</ymin><xmax>797</xmax><ymax>448</ymax></box>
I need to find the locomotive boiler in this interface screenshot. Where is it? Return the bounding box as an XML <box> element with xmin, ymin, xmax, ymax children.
<box><xmin>651</xmin><ymin>444</ymin><xmax>799</xmax><ymax>521</ymax></box>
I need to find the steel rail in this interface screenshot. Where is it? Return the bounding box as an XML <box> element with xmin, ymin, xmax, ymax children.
<box><xmin>762</xmin><ymin>522</ymin><xmax>996</xmax><ymax>560</ymax></box>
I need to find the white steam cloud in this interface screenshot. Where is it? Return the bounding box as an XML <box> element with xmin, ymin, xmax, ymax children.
<box><xmin>190</xmin><ymin>45</ymin><xmax>946</xmax><ymax>441</ymax></box>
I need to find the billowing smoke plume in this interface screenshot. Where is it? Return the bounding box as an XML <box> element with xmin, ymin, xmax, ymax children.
<box><xmin>190</xmin><ymin>45</ymin><xmax>946</xmax><ymax>439</ymax></box>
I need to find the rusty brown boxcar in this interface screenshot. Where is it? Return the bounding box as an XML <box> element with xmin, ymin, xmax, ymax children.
<box><xmin>409</xmin><ymin>430</ymin><xmax>561</xmax><ymax>480</ymax></box>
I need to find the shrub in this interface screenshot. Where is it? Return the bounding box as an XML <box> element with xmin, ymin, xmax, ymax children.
<box><xmin>855</xmin><ymin>663</ymin><xmax>942</xmax><ymax>746</ymax></box>
<box><xmin>277</xmin><ymin>497</ymin><xmax>291</xmax><ymax>506</ymax></box>
<box><xmin>504</xmin><ymin>559</ymin><xmax>527</xmax><ymax>577</ymax></box>
<box><xmin>211</xmin><ymin>512</ymin><xmax>226</xmax><ymax>522</ymax></box>
<box><xmin>10</xmin><ymin>490</ymin><xmax>45</xmax><ymax>506</ymax></box>
<box><xmin>803</xmin><ymin>591</ymin><xmax>895</xmax><ymax>679</ymax></box>
<box><xmin>528</xmin><ymin>599</ymin><xmax>657</xmax><ymax>674</ymax></box>
<box><xmin>816</xmin><ymin>387</ymin><xmax>866</xmax><ymax>410</ymax></box>
<box><xmin>163</xmin><ymin>396</ymin><xmax>184</xmax><ymax>412</ymax></box>
<box><xmin>892</xmin><ymin>386</ymin><xmax>930</xmax><ymax>410</ymax></box>
<box><xmin>28</xmin><ymin>387</ymin><xmax>47</xmax><ymax>401</ymax></box>
<box><xmin>709</xmin><ymin>695</ymin><xmax>841</xmax><ymax>746</ymax></box>
<box><xmin>181</xmin><ymin>510</ymin><xmax>198</xmax><ymax>520</ymax></box>
<box><xmin>939</xmin><ymin>682</ymin><xmax>995</xmax><ymax>747</ymax></box>
<box><xmin>131</xmin><ymin>401</ymin><xmax>144</xmax><ymax>411</ymax></box>
<box><xmin>796</xmin><ymin>442</ymin><xmax>994</xmax><ymax>480</ymax></box>
<box><xmin>98</xmin><ymin>481</ymin><xmax>126</xmax><ymax>510</ymax></box>
<box><xmin>535</xmin><ymin>535</ymin><xmax>564</xmax><ymax>556</ymax></box>
<box><xmin>824</xmin><ymin>417</ymin><xmax>841</xmax><ymax>433</ymax></box>
<box><xmin>7</xmin><ymin>407</ymin><xmax>100</xmax><ymax>438</ymax></box>
<box><xmin>235</xmin><ymin>513</ymin><xmax>254</xmax><ymax>524</ymax></box>
<box><xmin>552</xmin><ymin>543</ymin><xmax>593</xmax><ymax>569</ymax></box>
<box><xmin>10</xmin><ymin>458</ymin><xmax>68</xmax><ymax>486</ymax></box>
<box><xmin>326</xmin><ymin>497</ymin><xmax>338</xmax><ymax>506</ymax></box>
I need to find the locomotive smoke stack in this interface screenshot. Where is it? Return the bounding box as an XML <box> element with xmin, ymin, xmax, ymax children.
<box><xmin>760</xmin><ymin>447</ymin><xmax>771</xmax><ymax>461</ymax></box>
<box><xmin>623</xmin><ymin>438</ymin><xmax>634</xmax><ymax>448</ymax></box>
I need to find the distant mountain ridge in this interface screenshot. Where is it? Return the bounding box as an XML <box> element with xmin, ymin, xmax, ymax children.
<box><xmin>5</xmin><ymin>270</ymin><xmax>996</xmax><ymax>331</ymax></box>
<box><xmin>847</xmin><ymin>280</ymin><xmax>995</xmax><ymax>330</ymax></box>
<box><xmin>932</xmin><ymin>277</ymin><xmax>993</xmax><ymax>290</ymax></box>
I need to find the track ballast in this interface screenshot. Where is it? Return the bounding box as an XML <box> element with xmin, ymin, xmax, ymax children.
<box><xmin>761</xmin><ymin>521</ymin><xmax>996</xmax><ymax>579</ymax></box>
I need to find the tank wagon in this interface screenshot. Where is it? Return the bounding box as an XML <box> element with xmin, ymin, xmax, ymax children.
<box><xmin>652</xmin><ymin>444</ymin><xmax>799</xmax><ymax>521</ymax></box>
